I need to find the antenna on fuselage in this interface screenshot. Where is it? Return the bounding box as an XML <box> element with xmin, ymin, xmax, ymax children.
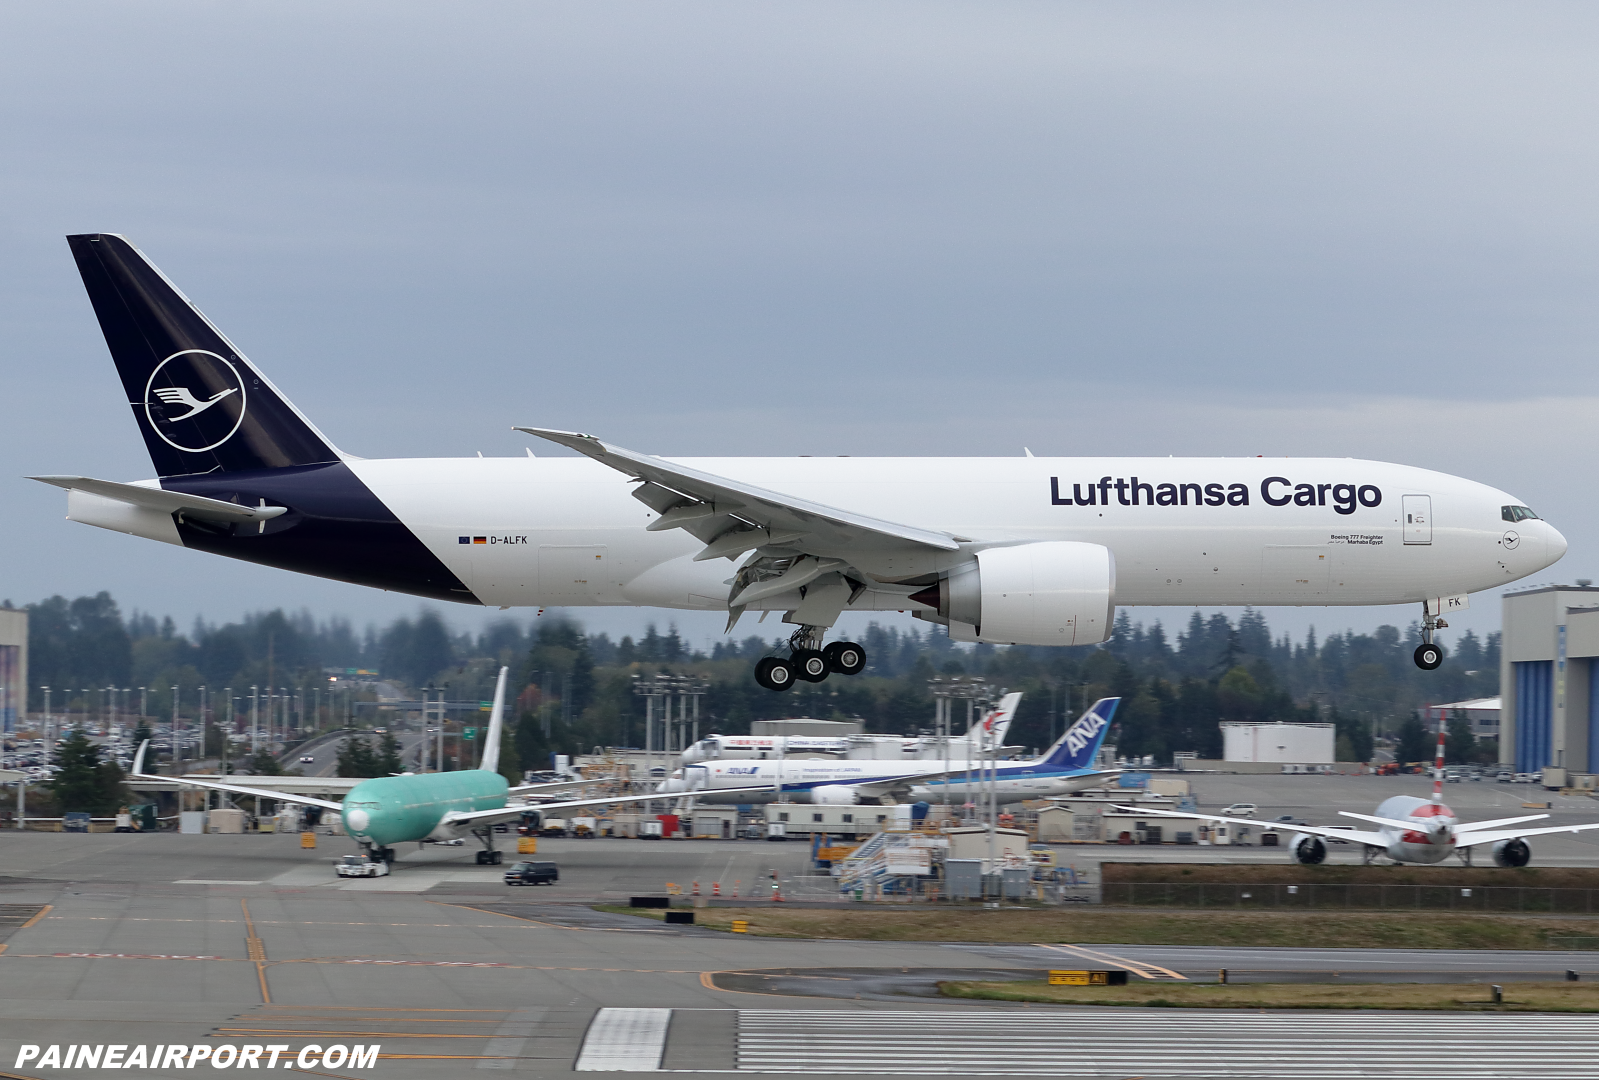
<box><xmin>479</xmin><ymin>666</ymin><xmax>508</xmax><ymax>776</ymax></box>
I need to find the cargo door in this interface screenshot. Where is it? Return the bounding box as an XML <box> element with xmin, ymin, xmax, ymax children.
<box><xmin>537</xmin><ymin>545</ymin><xmax>608</xmax><ymax>604</ymax></box>
<box><xmin>1403</xmin><ymin>495</ymin><xmax>1432</xmax><ymax>545</ymax></box>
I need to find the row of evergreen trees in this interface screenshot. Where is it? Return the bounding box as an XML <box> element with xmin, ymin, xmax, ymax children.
<box><xmin>18</xmin><ymin>592</ymin><xmax>1499</xmax><ymax>791</ymax></box>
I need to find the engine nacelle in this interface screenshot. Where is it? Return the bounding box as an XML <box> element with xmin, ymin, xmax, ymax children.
<box><xmin>910</xmin><ymin>541</ymin><xmax>1115</xmax><ymax>647</ymax></box>
<box><xmin>1492</xmin><ymin>838</ymin><xmax>1531</xmax><ymax>867</ymax></box>
<box><xmin>809</xmin><ymin>785</ymin><xmax>860</xmax><ymax>806</ymax></box>
<box><xmin>1290</xmin><ymin>833</ymin><xmax>1327</xmax><ymax>864</ymax></box>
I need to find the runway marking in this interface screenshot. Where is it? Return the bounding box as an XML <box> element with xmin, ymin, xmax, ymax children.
<box><xmin>733</xmin><ymin>1009</ymin><xmax>1599</xmax><ymax>1075</ymax></box>
<box><xmin>20</xmin><ymin>905</ymin><xmax>51</xmax><ymax>930</ymax></box>
<box><xmin>430</xmin><ymin>900</ymin><xmax>672</xmax><ymax>933</ymax></box>
<box><xmin>574</xmin><ymin>1008</ymin><xmax>670</xmax><ymax>1072</ymax></box>
<box><xmin>241</xmin><ymin>898</ymin><xmax>272</xmax><ymax>1003</ymax></box>
<box><xmin>175</xmin><ymin>879</ymin><xmax>264</xmax><ymax>885</ymax></box>
<box><xmin>25</xmin><ymin>953</ymin><xmax>703</xmax><ymax>975</ymax></box>
<box><xmin>1035</xmin><ymin>943</ymin><xmax>1186</xmax><ymax>981</ymax></box>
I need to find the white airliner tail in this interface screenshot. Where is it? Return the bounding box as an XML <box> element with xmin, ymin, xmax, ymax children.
<box><xmin>479</xmin><ymin>665</ymin><xmax>509</xmax><ymax>776</ymax></box>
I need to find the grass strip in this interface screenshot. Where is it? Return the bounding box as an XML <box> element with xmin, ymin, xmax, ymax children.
<box><xmin>592</xmin><ymin>904</ymin><xmax>1599</xmax><ymax>949</ymax></box>
<box><xmin>941</xmin><ymin>979</ymin><xmax>1599</xmax><ymax>1012</ymax></box>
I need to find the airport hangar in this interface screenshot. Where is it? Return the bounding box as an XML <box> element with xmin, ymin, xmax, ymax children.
<box><xmin>1501</xmin><ymin>582</ymin><xmax>1599</xmax><ymax>784</ymax></box>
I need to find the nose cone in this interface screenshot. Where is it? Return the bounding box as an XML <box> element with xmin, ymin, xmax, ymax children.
<box><xmin>1547</xmin><ymin>521</ymin><xmax>1569</xmax><ymax>563</ymax></box>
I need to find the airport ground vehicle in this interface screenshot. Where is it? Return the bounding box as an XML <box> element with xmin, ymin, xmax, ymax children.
<box><xmin>1221</xmin><ymin>803</ymin><xmax>1258</xmax><ymax>816</ymax></box>
<box><xmin>42</xmin><ymin>234</ymin><xmax>1568</xmax><ymax>692</ymax></box>
<box><xmin>504</xmin><ymin>861</ymin><xmax>559</xmax><ymax>886</ymax></box>
<box><xmin>299</xmin><ymin>755</ymin><xmax>315</xmax><ymax>764</ymax></box>
<box><xmin>336</xmin><ymin>855</ymin><xmax>389</xmax><ymax>878</ymax></box>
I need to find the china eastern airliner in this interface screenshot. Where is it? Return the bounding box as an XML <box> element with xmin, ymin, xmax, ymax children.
<box><xmin>40</xmin><ymin>235</ymin><xmax>1567</xmax><ymax>690</ymax></box>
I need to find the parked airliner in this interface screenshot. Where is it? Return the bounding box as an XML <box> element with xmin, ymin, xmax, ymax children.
<box><xmin>657</xmin><ymin>695</ymin><xmax>1118</xmax><ymax>805</ymax></box>
<box><xmin>680</xmin><ymin>692</ymin><xmax>1018</xmax><ymax>765</ymax></box>
<box><xmin>43</xmin><ymin>235</ymin><xmax>1567</xmax><ymax>689</ymax></box>
<box><xmin>1129</xmin><ymin>725</ymin><xmax>1599</xmax><ymax>867</ymax></box>
<box><xmin>133</xmin><ymin>667</ymin><xmax>766</xmax><ymax>863</ymax></box>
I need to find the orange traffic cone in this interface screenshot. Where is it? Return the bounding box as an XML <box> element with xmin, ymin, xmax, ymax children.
<box><xmin>713</xmin><ymin>881</ymin><xmax>721</xmax><ymax>898</ymax></box>
<box><xmin>693</xmin><ymin>880</ymin><xmax>700</xmax><ymax>896</ymax></box>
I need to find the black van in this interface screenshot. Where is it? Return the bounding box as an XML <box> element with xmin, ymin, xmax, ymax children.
<box><xmin>504</xmin><ymin>861</ymin><xmax>559</xmax><ymax>886</ymax></box>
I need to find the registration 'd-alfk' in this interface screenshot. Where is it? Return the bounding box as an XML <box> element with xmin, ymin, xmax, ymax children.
<box><xmin>40</xmin><ymin>235</ymin><xmax>1567</xmax><ymax>689</ymax></box>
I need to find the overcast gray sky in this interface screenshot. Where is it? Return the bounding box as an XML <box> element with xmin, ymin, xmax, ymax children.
<box><xmin>3</xmin><ymin>3</ymin><xmax>1596</xmax><ymax>652</ymax></box>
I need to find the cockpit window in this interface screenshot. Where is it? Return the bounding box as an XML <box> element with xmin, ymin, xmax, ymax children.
<box><xmin>1502</xmin><ymin>505</ymin><xmax>1540</xmax><ymax>523</ymax></box>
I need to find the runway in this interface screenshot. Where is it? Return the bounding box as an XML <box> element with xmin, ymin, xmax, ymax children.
<box><xmin>4</xmin><ymin>830</ymin><xmax>1599</xmax><ymax>1077</ymax></box>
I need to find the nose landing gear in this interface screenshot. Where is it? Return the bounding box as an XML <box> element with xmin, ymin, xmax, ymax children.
<box><xmin>753</xmin><ymin>626</ymin><xmax>868</xmax><ymax>691</ymax></box>
<box><xmin>1414</xmin><ymin>600</ymin><xmax>1447</xmax><ymax>670</ymax></box>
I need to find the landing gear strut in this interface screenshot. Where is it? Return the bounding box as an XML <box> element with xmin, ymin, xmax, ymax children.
<box><xmin>472</xmin><ymin>827</ymin><xmax>503</xmax><ymax>865</ymax></box>
<box><xmin>361</xmin><ymin>843</ymin><xmax>396</xmax><ymax>864</ymax></box>
<box><xmin>752</xmin><ymin>626</ymin><xmax>868</xmax><ymax>691</ymax></box>
<box><xmin>1414</xmin><ymin>600</ymin><xmax>1446</xmax><ymax>670</ymax></box>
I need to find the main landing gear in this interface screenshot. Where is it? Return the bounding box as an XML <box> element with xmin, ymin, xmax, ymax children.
<box><xmin>1414</xmin><ymin>600</ymin><xmax>1446</xmax><ymax>671</ymax></box>
<box><xmin>472</xmin><ymin>827</ymin><xmax>503</xmax><ymax>865</ymax></box>
<box><xmin>753</xmin><ymin>627</ymin><xmax>867</xmax><ymax>691</ymax></box>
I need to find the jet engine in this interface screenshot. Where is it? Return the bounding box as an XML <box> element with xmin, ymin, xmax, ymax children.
<box><xmin>1492</xmin><ymin>838</ymin><xmax>1531</xmax><ymax>867</ymax></box>
<box><xmin>809</xmin><ymin>785</ymin><xmax>860</xmax><ymax>806</ymax></box>
<box><xmin>1290</xmin><ymin>833</ymin><xmax>1327</xmax><ymax>864</ymax></box>
<box><xmin>908</xmin><ymin>541</ymin><xmax>1115</xmax><ymax>647</ymax></box>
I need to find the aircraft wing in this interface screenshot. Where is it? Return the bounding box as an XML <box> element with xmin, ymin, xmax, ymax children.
<box><xmin>132</xmin><ymin>743</ymin><xmax>343</xmax><ymax>812</ymax></box>
<box><xmin>515</xmin><ymin>428</ymin><xmax>961</xmax><ymax>562</ymax></box>
<box><xmin>437</xmin><ymin>784</ymin><xmax>776</xmax><ymax>828</ymax></box>
<box><xmin>1115</xmin><ymin>805</ymin><xmax>1388</xmax><ymax>849</ymax></box>
<box><xmin>506</xmin><ymin>778</ymin><xmax>612</xmax><ymax>797</ymax></box>
<box><xmin>1454</xmin><ymin>813</ymin><xmax>1551</xmax><ymax>833</ymax></box>
<box><xmin>1456</xmin><ymin>821</ymin><xmax>1599</xmax><ymax>848</ymax></box>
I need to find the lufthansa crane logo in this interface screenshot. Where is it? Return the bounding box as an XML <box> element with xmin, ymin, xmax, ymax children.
<box><xmin>143</xmin><ymin>350</ymin><xmax>247</xmax><ymax>453</ymax></box>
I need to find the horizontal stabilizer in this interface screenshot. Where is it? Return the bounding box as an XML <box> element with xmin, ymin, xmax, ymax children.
<box><xmin>31</xmin><ymin>475</ymin><xmax>287</xmax><ymax>523</ymax></box>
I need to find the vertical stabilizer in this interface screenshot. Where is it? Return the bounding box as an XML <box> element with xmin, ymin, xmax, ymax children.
<box><xmin>480</xmin><ymin>666</ymin><xmax>509</xmax><ymax>775</ymax></box>
<box><xmin>66</xmin><ymin>233</ymin><xmax>340</xmax><ymax>477</ymax></box>
<box><xmin>1038</xmin><ymin>697</ymin><xmax>1120</xmax><ymax>771</ymax></box>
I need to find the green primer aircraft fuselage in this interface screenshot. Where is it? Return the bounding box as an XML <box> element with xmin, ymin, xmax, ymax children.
<box><xmin>340</xmin><ymin>770</ymin><xmax>508</xmax><ymax>848</ymax></box>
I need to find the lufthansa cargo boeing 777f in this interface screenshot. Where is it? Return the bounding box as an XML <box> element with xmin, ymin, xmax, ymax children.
<box><xmin>40</xmin><ymin>235</ymin><xmax>1567</xmax><ymax>689</ymax></box>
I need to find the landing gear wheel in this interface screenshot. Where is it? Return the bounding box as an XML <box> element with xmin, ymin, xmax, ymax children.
<box><xmin>824</xmin><ymin>641</ymin><xmax>866</xmax><ymax>675</ymax></box>
<box><xmin>490</xmin><ymin>850</ymin><xmax>503</xmax><ymax>865</ymax></box>
<box><xmin>754</xmin><ymin>656</ymin><xmax>797</xmax><ymax>691</ymax></box>
<box><xmin>792</xmin><ymin>649</ymin><xmax>830</xmax><ymax>683</ymax></box>
<box><xmin>1414</xmin><ymin>643</ymin><xmax>1443</xmax><ymax>670</ymax></box>
<box><xmin>373</xmin><ymin>846</ymin><xmax>395</xmax><ymax>864</ymax></box>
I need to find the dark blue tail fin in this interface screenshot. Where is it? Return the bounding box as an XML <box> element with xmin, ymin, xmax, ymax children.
<box><xmin>67</xmin><ymin>234</ymin><xmax>340</xmax><ymax>478</ymax></box>
<box><xmin>1038</xmin><ymin>697</ymin><xmax>1119</xmax><ymax>771</ymax></box>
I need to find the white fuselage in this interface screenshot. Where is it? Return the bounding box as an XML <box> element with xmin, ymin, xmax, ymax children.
<box><xmin>338</xmin><ymin>455</ymin><xmax>1561</xmax><ymax>611</ymax></box>
<box><xmin>1371</xmin><ymin>795</ymin><xmax>1459</xmax><ymax>865</ymax></box>
<box><xmin>658</xmin><ymin>758</ymin><xmax>1108</xmax><ymax>806</ymax></box>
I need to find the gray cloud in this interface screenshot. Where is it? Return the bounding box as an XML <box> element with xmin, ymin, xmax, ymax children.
<box><xmin>3</xmin><ymin>2</ymin><xmax>1595</xmax><ymax>640</ymax></box>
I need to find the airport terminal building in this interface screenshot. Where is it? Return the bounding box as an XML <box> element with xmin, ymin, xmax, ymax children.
<box><xmin>1500</xmin><ymin>583</ymin><xmax>1599</xmax><ymax>779</ymax></box>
